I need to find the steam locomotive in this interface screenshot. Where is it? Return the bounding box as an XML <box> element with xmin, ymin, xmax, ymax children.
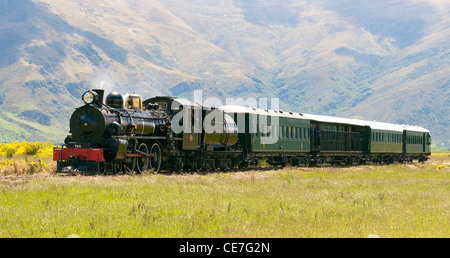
<box><xmin>53</xmin><ymin>89</ymin><xmax>431</xmax><ymax>174</ymax></box>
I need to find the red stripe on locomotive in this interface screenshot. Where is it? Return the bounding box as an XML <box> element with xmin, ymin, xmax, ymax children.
<box><xmin>53</xmin><ymin>148</ymin><xmax>104</xmax><ymax>162</ymax></box>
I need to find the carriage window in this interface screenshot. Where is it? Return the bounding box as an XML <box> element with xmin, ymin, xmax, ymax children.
<box><xmin>264</xmin><ymin>125</ymin><xmax>268</xmax><ymax>137</ymax></box>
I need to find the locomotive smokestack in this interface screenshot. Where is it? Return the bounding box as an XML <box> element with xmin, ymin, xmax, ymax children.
<box><xmin>92</xmin><ymin>89</ymin><xmax>105</xmax><ymax>105</ymax></box>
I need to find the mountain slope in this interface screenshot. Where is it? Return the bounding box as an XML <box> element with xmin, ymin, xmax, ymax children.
<box><xmin>0</xmin><ymin>0</ymin><xmax>448</xmax><ymax>147</ymax></box>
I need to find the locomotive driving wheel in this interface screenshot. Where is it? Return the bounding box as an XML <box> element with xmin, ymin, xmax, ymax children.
<box><xmin>123</xmin><ymin>157</ymin><xmax>136</xmax><ymax>175</ymax></box>
<box><xmin>113</xmin><ymin>160</ymin><xmax>123</xmax><ymax>174</ymax></box>
<box><xmin>136</xmin><ymin>143</ymin><xmax>150</xmax><ymax>174</ymax></box>
<box><xmin>149</xmin><ymin>143</ymin><xmax>162</xmax><ymax>173</ymax></box>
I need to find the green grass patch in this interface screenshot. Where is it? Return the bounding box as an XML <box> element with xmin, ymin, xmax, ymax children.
<box><xmin>1</xmin><ymin>164</ymin><xmax>449</xmax><ymax>238</ymax></box>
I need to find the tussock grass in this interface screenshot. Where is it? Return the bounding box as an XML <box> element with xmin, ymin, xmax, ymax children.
<box><xmin>0</xmin><ymin>159</ymin><xmax>55</xmax><ymax>176</ymax></box>
<box><xmin>0</xmin><ymin>163</ymin><xmax>448</xmax><ymax>238</ymax></box>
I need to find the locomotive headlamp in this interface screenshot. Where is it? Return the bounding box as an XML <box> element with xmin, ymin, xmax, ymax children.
<box><xmin>82</xmin><ymin>91</ymin><xmax>99</xmax><ymax>105</ymax></box>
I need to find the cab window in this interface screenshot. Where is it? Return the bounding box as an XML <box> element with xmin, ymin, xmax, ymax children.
<box><xmin>156</xmin><ymin>102</ymin><xmax>168</xmax><ymax>110</ymax></box>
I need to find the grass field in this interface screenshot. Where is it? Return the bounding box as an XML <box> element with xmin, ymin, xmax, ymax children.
<box><xmin>0</xmin><ymin>154</ymin><xmax>449</xmax><ymax>238</ymax></box>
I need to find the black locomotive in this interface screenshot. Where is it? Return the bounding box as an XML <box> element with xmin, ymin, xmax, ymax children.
<box><xmin>55</xmin><ymin>89</ymin><xmax>170</xmax><ymax>174</ymax></box>
<box><xmin>54</xmin><ymin>89</ymin><xmax>431</xmax><ymax>174</ymax></box>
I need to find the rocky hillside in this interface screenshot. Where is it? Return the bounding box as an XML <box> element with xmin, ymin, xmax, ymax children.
<box><xmin>0</xmin><ymin>0</ymin><xmax>448</xmax><ymax>147</ymax></box>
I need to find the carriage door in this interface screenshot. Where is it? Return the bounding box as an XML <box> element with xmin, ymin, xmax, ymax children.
<box><xmin>362</xmin><ymin>126</ymin><xmax>370</xmax><ymax>155</ymax></box>
<box><xmin>182</xmin><ymin>107</ymin><xmax>201</xmax><ymax>150</ymax></box>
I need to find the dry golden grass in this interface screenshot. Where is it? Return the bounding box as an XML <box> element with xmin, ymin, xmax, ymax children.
<box><xmin>0</xmin><ymin>159</ymin><xmax>56</xmax><ymax>176</ymax></box>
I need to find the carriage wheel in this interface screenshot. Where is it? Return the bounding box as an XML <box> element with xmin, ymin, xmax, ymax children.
<box><xmin>137</xmin><ymin>143</ymin><xmax>150</xmax><ymax>174</ymax></box>
<box><xmin>193</xmin><ymin>161</ymin><xmax>201</xmax><ymax>172</ymax></box>
<box><xmin>213</xmin><ymin>159</ymin><xmax>221</xmax><ymax>171</ymax></box>
<box><xmin>149</xmin><ymin>143</ymin><xmax>162</xmax><ymax>173</ymax></box>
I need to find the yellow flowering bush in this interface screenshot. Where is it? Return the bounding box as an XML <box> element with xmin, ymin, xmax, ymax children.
<box><xmin>0</xmin><ymin>141</ymin><xmax>55</xmax><ymax>158</ymax></box>
<box><xmin>0</xmin><ymin>146</ymin><xmax>5</xmax><ymax>156</ymax></box>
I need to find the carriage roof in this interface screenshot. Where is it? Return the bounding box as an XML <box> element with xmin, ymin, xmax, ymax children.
<box><xmin>220</xmin><ymin>105</ymin><xmax>429</xmax><ymax>133</ymax></box>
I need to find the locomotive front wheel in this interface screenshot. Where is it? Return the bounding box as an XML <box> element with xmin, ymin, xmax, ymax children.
<box><xmin>97</xmin><ymin>162</ymin><xmax>107</xmax><ymax>175</ymax></box>
<box><xmin>137</xmin><ymin>143</ymin><xmax>150</xmax><ymax>174</ymax></box>
<box><xmin>149</xmin><ymin>143</ymin><xmax>162</xmax><ymax>173</ymax></box>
